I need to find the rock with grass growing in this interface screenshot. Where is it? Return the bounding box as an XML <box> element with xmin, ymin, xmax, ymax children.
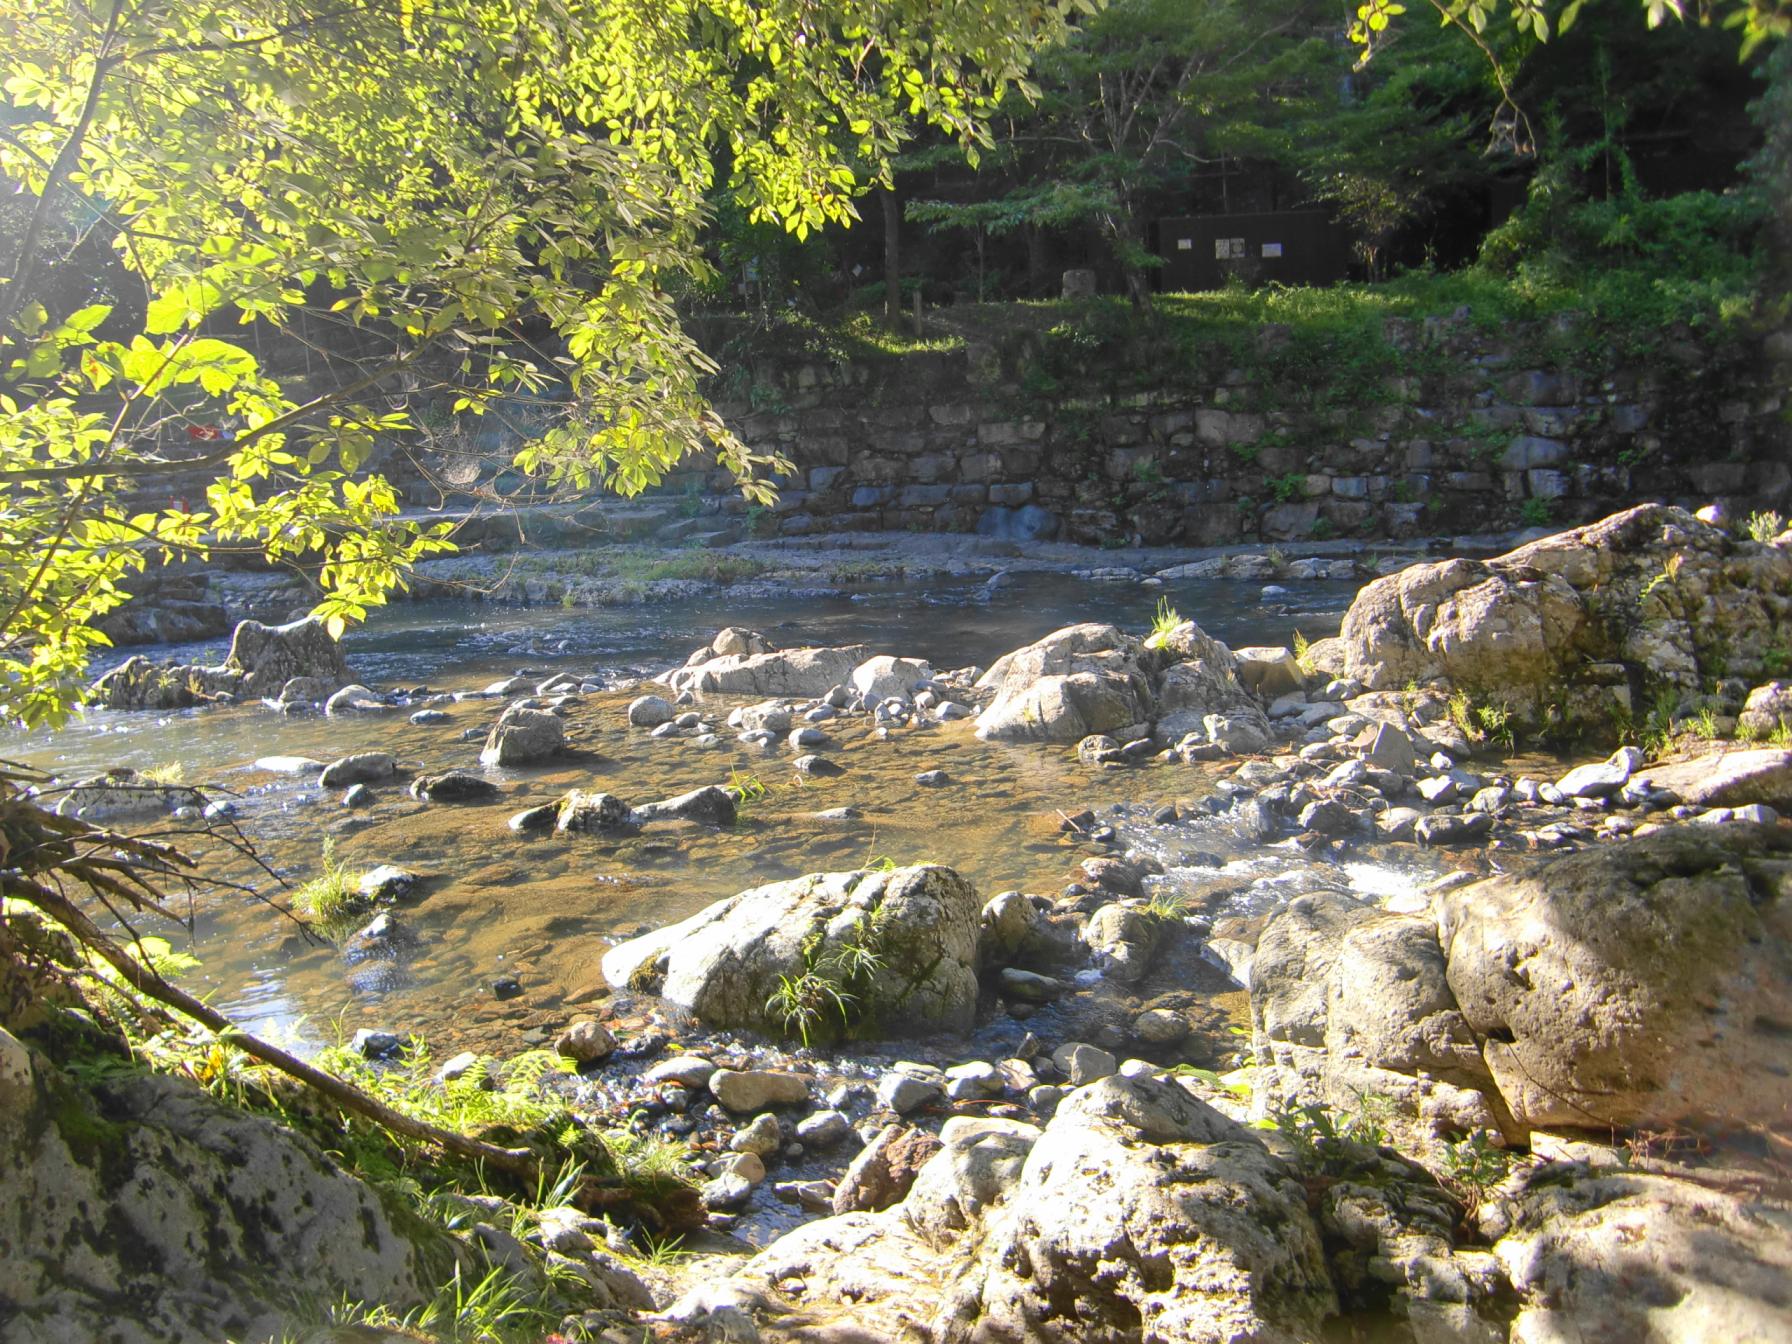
<box><xmin>1337</xmin><ymin>503</ymin><xmax>1792</xmax><ymax>734</ymax></box>
<box><xmin>600</xmin><ymin>864</ymin><xmax>985</xmax><ymax>1040</ymax></box>
<box><xmin>0</xmin><ymin>1026</ymin><xmax>451</xmax><ymax>1344</ymax></box>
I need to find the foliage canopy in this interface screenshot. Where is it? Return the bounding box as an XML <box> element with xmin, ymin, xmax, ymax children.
<box><xmin>0</xmin><ymin>0</ymin><xmax>1085</xmax><ymax>726</ymax></box>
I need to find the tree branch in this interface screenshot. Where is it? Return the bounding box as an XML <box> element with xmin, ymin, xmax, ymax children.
<box><xmin>1</xmin><ymin>342</ymin><xmax>429</xmax><ymax>484</ymax></box>
<box><xmin>0</xmin><ymin>5</ymin><xmax>124</xmax><ymax>342</ymax></box>
<box><xmin>15</xmin><ymin>876</ymin><xmax>545</xmax><ymax>1180</ymax></box>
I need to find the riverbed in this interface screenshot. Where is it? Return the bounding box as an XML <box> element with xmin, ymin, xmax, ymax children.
<box><xmin>10</xmin><ymin>570</ymin><xmax>1451</xmax><ymax>1057</ymax></box>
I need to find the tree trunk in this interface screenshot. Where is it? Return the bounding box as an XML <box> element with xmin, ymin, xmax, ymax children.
<box><xmin>881</xmin><ymin>188</ymin><xmax>902</xmax><ymax>329</ymax></box>
<box><xmin>1100</xmin><ymin>211</ymin><xmax>1152</xmax><ymax>312</ymax></box>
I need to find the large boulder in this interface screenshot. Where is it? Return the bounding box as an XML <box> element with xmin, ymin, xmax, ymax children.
<box><xmin>1490</xmin><ymin>1167</ymin><xmax>1792</xmax><ymax>1344</ymax></box>
<box><xmin>666</xmin><ymin>1073</ymin><xmax>1337</xmax><ymax>1343</ymax></box>
<box><xmin>973</xmin><ymin>620</ymin><xmax>1270</xmax><ymax>747</ymax></box>
<box><xmin>479</xmin><ymin>704</ymin><xmax>565</xmax><ymax>767</ymax></box>
<box><xmin>1740</xmin><ymin>680</ymin><xmax>1792</xmax><ymax>737</ymax></box>
<box><xmin>50</xmin><ymin>769</ymin><xmax>191</xmax><ymax>822</ymax></box>
<box><xmin>1337</xmin><ymin>504</ymin><xmax>1792</xmax><ymax>726</ymax></box>
<box><xmin>1632</xmin><ymin>747</ymin><xmax>1792</xmax><ymax>810</ymax></box>
<box><xmin>89</xmin><ymin>657</ymin><xmax>243</xmax><ymax>711</ymax></box>
<box><xmin>973</xmin><ymin>623</ymin><xmax>1153</xmax><ymax>743</ymax></box>
<box><xmin>600</xmin><ymin>865</ymin><xmax>984</xmax><ymax>1037</ymax></box>
<box><xmin>1250</xmin><ymin>892</ymin><xmax>1512</xmax><ymax>1147</ymax></box>
<box><xmin>89</xmin><ymin>617</ymin><xmax>351</xmax><ymax>711</ymax></box>
<box><xmin>1149</xmin><ymin>620</ymin><xmax>1267</xmax><ymax>739</ymax></box>
<box><xmin>1232</xmin><ymin>645</ymin><xmax>1306</xmax><ymax>699</ymax></box>
<box><xmin>667</xmin><ymin>644</ymin><xmax>870</xmax><ymax>698</ymax></box>
<box><xmin>852</xmin><ymin>654</ymin><xmax>933</xmax><ymax>702</ymax></box>
<box><xmin>226</xmin><ymin>617</ymin><xmax>352</xmax><ymax>698</ymax></box>
<box><xmin>0</xmin><ymin>1027</ymin><xmax>449</xmax><ymax>1344</ymax></box>
<box><xmin>1438</xmin><ymin>823</ymin><xmax>1792</xmax><ymax>1132</ymax></box>
<box><xmin>632</xmin><ymin>784</ymin><xmax>737</xmax><ymax>828</ymax></box>
<box><xmin>973</xmin><ymin>670</ymin><xmax>1147</xmax><ymax>744</ymax></box>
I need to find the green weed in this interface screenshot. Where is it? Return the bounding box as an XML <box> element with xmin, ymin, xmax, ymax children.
<box><xmin>1292</xmin><ymin>629</ymin><xmax>1317</xmax><ymax>678</ymax></box>
<box><xmin>1258</xmin><ymin>1095</ymin><xmax>1393</xmax><ymax>1173</ymax></box>
<box><xmin>1745</xmin><ymin>510</ymin><xmax>1785</xmax><ymax>543</ymax></box>
<box><xmin>291</xmin><ymin>839</ymin><xmax>366</xmax><ymax>927</ymax></box>
<box><xmin>766</xmin><ymin>970</ymin><xmax>858</xmax><ymax>1050</ymax></box>
<box><xmin>1639</xmin><ymin>553</ymin><xmax>1684</xmax><ymax>607</ymax></box>
<box><xmin>725</xmin><ymin>769</ymin><xmax>768</xmax><ymax>807</ymax></box>
<box><xmin>1639</xmin><ymin>687</ymin><xmax>1680</xmax><ymax>757</ymax></box>
<box><xmin>762</xmin><ymin>917</ymin><xmax>890</xmax><ymax>1046</ymax></box>
<box><xmin>1519</xmin><ymin>497</ymin><xmax>1556</xmax><ymax>529</ymax></box>
<box><xmin>1447</xmin><ymin>693</ymin><xmax>1515</xmax><ymax>752</ymax></box>
<box><xmin>1144</xmin><ymin>595</ymin><xmax>1183</xmax><ymax>649</ymax></box>
<box><xmin>1441</xmin><ymin>1131</ymin><xmax>1514</xmax><ymax>1217</ymax></box>
<box><xmin>1141</xmin><ymin>890</ymin><xmax>1196</xmax><ymax>923</ymax></box>
<box><xmin>1267</xmin><ymin>471</ymin><xmax>1306</xmax><ymax>504</ymax></box>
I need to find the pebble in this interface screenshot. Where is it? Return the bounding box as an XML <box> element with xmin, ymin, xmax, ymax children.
<box><xmin>357</xmin><ymin>865</ymin><xmax>416</xmax><ymax>902</ymax></box>
<box><xmin>1416</xmin><ymin>777</ymin><xmax>1459</xmax><ymax>804</ymax></box>
<box><xmin>775</xmin><ymin>1180</ymin><xmax>837</xmax><ymax>1213</ymax></box>
<box><xmin>645</xmin><ymin>1055</ymin><xmax>718</xmax><ymax>1088</ymax></box>
<box><xmin>352</xmin><ymin>1028</ymin><xmax>403</xmax><ymax>1059</ymax></box>
<box><xmin>507</xmin><ymin>803</ymin><xmax>559</xmax><ymax>833</ymax></box>
<box><xmin>713</xmin><ymin>1151</ymin><xmax>766</xmax><ymax>1184</ymax></box>
<box><xmin>1133</xmin><ymin>1008</ymin><xmax>1189</xmax><ymax>1044</ymax></box>
<box><xmin>943</xmin><ymin>1061</ymin><xmax>1003</xmax><ymax>1100</ymax></box>
<box><xmin>700</xmin><ymin>1173</ymin><xmax>753</xmax><ymax>1211</ymax></box>
<box><xmin>914</xmin><ymin>770</ymin><xmax>950</xmax><ymax>787</ymax></box>
<box><xmin>1027</xmin><ymin>1084</ymin><xmax>1067</xmax><ymax>1116</ymax></box>
<box><xmin>1051</xmin><ymin>1042</ymin><xmax>1117</xmax><ymax>1086</ymax></box>
<box><xmin>794</xmin><ymin>1110</ymin><xmax>851</xmax><ymax>1148</ymax></box>
<box><xmin>554</xmin><ymin>1019</ymin><xmax>616</xmax><ymax>1064</ymax></box>
<box><xmin>876</xmin><ymin>1069</ymin><xmax>944</xmax><ymax>1114</ymax></box>
<box><xmin>436</xmin><ymin>1051</ymin><xmax>482</xmax><ymax>1085</ymax></box>
<box><xmin>709</xmin><ymin>1068</ymin><xmax>809</xmax><ymax>1112</ymax></box>
<box><xmin>730</xmin><ymin>1113</ymin><xmax>783</xmax><ymax>1156</ymax></box>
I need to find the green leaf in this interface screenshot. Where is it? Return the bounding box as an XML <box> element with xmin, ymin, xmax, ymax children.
<box><xmin>144</xmin><ymin>292</ymin><xmax>194</xmax><ymax>335</ymax></box>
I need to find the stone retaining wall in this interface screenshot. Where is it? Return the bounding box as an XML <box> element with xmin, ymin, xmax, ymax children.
<box><xmin>676</xmin><ymin>313</ymin><xmax>1790</xmax><ymax>547</ymax></box>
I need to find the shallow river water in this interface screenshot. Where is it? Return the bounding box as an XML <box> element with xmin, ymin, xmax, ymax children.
<box><xmin>11</xmin><ymin>571</ymin><xmax>1449</xmax><ymax>1056</ymax></box>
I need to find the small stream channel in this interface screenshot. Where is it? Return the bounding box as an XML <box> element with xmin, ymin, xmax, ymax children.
<box><xmin>9</xmin><ymin>570</ymin><xmax>1449</xmax><ymax>1062</ymax></box>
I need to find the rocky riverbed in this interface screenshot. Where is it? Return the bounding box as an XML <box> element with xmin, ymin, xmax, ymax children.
<box><xmin>9</xmin><ymin>501</ymin><xmax>1792</xmax><ymax>1342</ymax></box>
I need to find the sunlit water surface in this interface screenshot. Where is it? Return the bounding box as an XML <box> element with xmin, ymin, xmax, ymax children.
<box><xmin>11</xmin><ymin>572</ymin><xmax>1448</xmax><ymax>1054</ymax></box>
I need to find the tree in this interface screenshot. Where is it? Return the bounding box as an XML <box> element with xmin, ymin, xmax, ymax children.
<box><xmin>1349</xmin><ymin>0</ymin><xmax>1790</xmax><ymax>151</ymax></box>
<box><xmin>905</xmin><ymin>0</ymin><xmax>1334</xmax><ymax>306</ymax></box>
<box><xmin>1219</xmin><ymin>17</ymin><xmax>1498</xmax><ymax>276</ymax></box>
<box><xmin>1</xmin><ymin>0</ymin><xmax>1086</xmax><ymax>729</ymax></box>
<box><xmin>0</xmin><ymin>0</ymin><xmax>1091</xmax><ymax>1241</ymax></box>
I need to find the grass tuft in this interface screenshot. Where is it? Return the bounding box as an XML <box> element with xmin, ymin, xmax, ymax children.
<box><xmin>291</xmin><ymin>840</ymin><xmax>366</xmax><ymax>927</ymax></box>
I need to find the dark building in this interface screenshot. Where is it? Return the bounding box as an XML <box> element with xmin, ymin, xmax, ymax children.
<box><xmin>1152</xmin><ymin>209</ymin><xmax>1353</xmax><ymax>291</ymax></box>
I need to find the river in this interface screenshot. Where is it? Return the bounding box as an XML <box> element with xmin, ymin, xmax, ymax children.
<box><xmin>10</xmin><ymin>570</ymin><xmax>1447</xmax><ymax>1056</ymax></box>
